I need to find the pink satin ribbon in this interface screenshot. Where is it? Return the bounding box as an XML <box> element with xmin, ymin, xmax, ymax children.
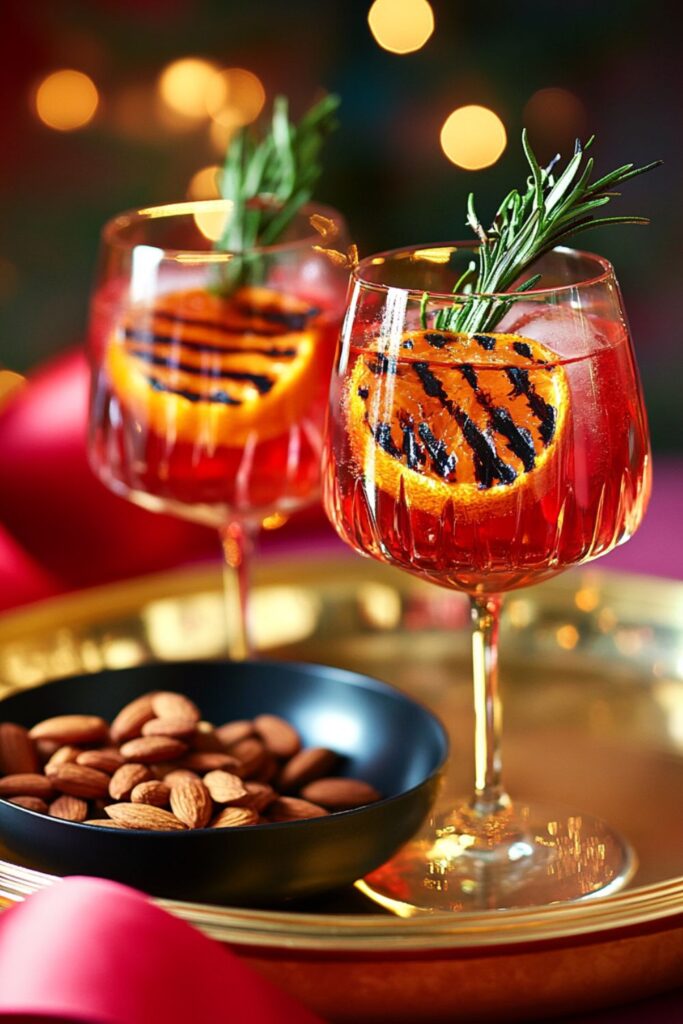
<box><xmin>0</xmin><ymin>876</ymin><xmax>325</xmax><ymax>1023</ymax></box>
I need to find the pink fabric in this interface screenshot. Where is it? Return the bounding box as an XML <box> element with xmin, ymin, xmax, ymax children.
<box><xmin>0</xmin><ymin>876</ymin><xmax>325</xmax><ymax>1023</ymax></box>
<box><xmin>0</xmin><ymin>348</ymin><xmax>336</xmax><ymax>611</ymax></box>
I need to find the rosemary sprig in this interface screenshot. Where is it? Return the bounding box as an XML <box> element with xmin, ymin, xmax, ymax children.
<box><xmin>434</xmin><ymin>131</ymin><xmax>661</xmax><ymax>334</ymax></box>
<box><xmin>213</xmin><ymin>93</ymin><xmax>340</xmax><ymax>293</ymax></box>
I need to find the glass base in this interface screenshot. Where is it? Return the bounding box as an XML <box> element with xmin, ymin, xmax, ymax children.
<box><xmin>358</xmin><ymin>801</ymin><xmax>637</xmax><ymax>914</ymax></box>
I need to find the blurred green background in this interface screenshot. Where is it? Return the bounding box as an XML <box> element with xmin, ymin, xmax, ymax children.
<box><xmin>1</xmin><ymin>0</ymin><xmax>680</xmax><ymax>450</ymax></box>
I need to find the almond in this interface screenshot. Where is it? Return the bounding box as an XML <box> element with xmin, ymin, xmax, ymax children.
<box><xmin>151</xmin><ymin>692</ymin><xmax>200</xmax><ymax>724</ymax></box>
<box><xmin>131</xmin><ymin>780</ymin><xmax>171</xmax><ymax>808</ymax></box>
<box><xmin>83</xmin><ymin>819</ymin><xmax>126</xmax><ymax>828</ymax></box>
<box><xmin>210</xmin><ymin>805</ymin><xmax>259</xmax><ymax>828</ymax></box>
<box><xmin>8</xmin><ymin>795</ymin><xmax>49</xmax><ymax>813</ymax></box>
<box><xmin>267</xmin><ymin>796</ymin><xmax>329</xmax><ymax>821</ymax></box>
<box><xmin>170</xmin><ymin>777</ymin><xmax>212</xmax><ymax>829</ymax></box>
<box><xmin>110</xmin><ymin>694</ymin><xmax>157</xmax><ymax>743</ymax></box>
<box><xmin>76</xmin><ymin>749</ymin><xmax>125</xmax><ymax>774</ymax></box>
<box><xmin>250</xmin><ymin>754</ymin><xmax>278</xmax><ymax>784</ymax></box>
<box><xmin>239</xmin><ymin>782</ymin><xmax>277</xmax><ymax>813</ymax></box>
<box><xmin>216</xmin><ymin>720</ymin><xmax>255</xmax><ymax>748</ymax></box>
<box><xmin>142</xmin><ymin>717</ymin><xmax>198</xmax><ymax>739</ymax></box>
<box><xmin>191</xmin><ymin>722</ymin><xmax>225</xmax><ymax>753</ymax></box>
<box><xmin>49</xmin><ymin>795</ymin><xmax>88</xmax><ymax>822</ymax></box>
<box><xmin>277</xmin><ymin>747</ymin><xmax>338</xmax><ymax>792</ymax></box>
<box><xmin>34</xmin><ymin>739</ymin><xmax>60</xmax><ymax>763</ymax></box>
<box><xmin>104</xmin><ymin>803</ymin><xmax>187</xmax><ymax>831</ymax></box>
<box><xmin>163</xmin><ymin>769</ymin><xmax>201</xmax><ymax>788</ymax></box>
<box><xmin>0</xmin><ymin>723</ymin><xmax>39</xmax><ymax>774</ymax></box>
<box><xmin>180</xmin><ymin>752</ymin><xmax>242</xmax><ymax>774</ymax></box>
<box><xmin>300</xmin><ymin>777</ymin><xmax>381</xmax><ymax>810</ymax></box>
<box><xmin>0</xmin><ymin>773</ymin><xmax>54</xmax><ymax>800</ymax></box>
<box><xmin>109</xmin><ymin>763</ymin><xmax>153</xmax><ymax>801</ymax></box>
<box><xmin>29</xmin><ymin>715</ymin><xmax>109</xmax><ymax>745</ymax></box>
<box><xmin>203</xmin><ymin>770</ymin><xmax>247</xmax><ymax>804</ymax></box>
<box><xmin>51</xmin><ymin>763</ymin><xmax>110</xmax><ymax>799</ymax></box>
<box><xmin>44</xmin><ymin>745</ymin><xmax>82</xmax><ymax>776</ymax></box>
<box><xmin>119</xmin><ymin>736</ymin><xmax>188</xmax><ymax>764</ymax></box>
<box><xmin>254</xmin><ymin>714</ymin><xmax>302</xmax><ymax>759</ymax></box>
<box><xmin>226</xmin><ymin>737</ymin><xmax>267</xmax><ymax>777</ymax></box>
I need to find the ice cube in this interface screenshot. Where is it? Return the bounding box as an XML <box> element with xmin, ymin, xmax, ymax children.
<box><xmin>497</xmin><ymin>302</ymin><xmax>609</xmax><ymax>359</ymax></box>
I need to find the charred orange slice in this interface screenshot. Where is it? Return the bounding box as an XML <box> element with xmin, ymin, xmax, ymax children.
<box><xmin>346</xmin><ymin>329</ymin><xmax>569</xmax><ymax>517</ymax></box>
<box><xmin>107</xmin><ymin>286</ymin><xmax>320</xmax><ymax>446</ymax></box>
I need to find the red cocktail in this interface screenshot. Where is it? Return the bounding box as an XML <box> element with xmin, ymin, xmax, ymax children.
<box><xmin>88</xmin><ymin>200</ymin><xmax>348</xmax><ymax>655</ymax></box>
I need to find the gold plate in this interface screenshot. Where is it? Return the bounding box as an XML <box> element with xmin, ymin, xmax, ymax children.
<box><xmin>0</xmin><ymin>552</ymin><xmax>682</xmax><ymax>1022</ymax></box>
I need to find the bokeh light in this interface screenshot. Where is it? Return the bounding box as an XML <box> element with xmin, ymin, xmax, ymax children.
<box><xmin>209</xmin><ymin>118</ymin><xmax>240</xmax><ymax>155</ymax></box>
<box><xmin>191</xmin><ymin>200</ymin><xmax>234</xmax><ymax>242</ymax></box>
<box><xmin>206</xmin><ymin>68</ymin><xmax>265</xmax><ymax>127</ymax></box>
<box><xmin>524</xmin><ymin>87</ymin><xmax>587</xmax><ymax>160</ymax></box>
<box><xmin>34</xmin><ymin>69</ymin><xmax>99</xmax><ymax>131</ymax></box>
<box><xmin>187</xmin><ymin>165</ymin><xmax>222</xmax><ymax>201</ymax></box>
<box><xmin>368</xmin><ymin>0</ymin><xmax>435</xmax><ymax>54</ymax></box>
<box><xmin>440</xmin><ymin>105</ymin><xmax>507</xmax><ymax>170</ymax></box>
<box><xmin>158</xmin><ymin>57</ymin><xmax>220</xmax><ymax>120</ymax></box>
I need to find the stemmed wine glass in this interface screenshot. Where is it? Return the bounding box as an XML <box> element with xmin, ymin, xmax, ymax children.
<box><xmin>88</xmin><ymin>199</ymin><xmax>348</xmax><ymax>658</ymax></box>
<box><xmin>323</xmin><ymin>242</ymin><xmax>651</xmax><ymax>911</ymax></box>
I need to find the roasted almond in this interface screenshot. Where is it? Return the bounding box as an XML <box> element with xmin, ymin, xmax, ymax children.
<box><xmin>215</xmin><ymin>720</ymin><xmax>255</xmax><ymax>748</ymax></box>
<box><xmin>131</xmin><ymin>780</ymin><xmax>171</xmax><ymax>808</ymax></box>
<box><xmin>254</xmin><ymin>714</ymin><xmax>302</xmax><ymax>759</ymax></box>
<box><xmin>163</xmin><ymin>768</ymin><xmax>201</xmax><ymax>788</ymax></box>
<box><xmin>238</xmin><ymin>782</ymin><xmax>277</xmax><ymax>813</ymax></box>
<box><xmin>83</xmin><ymin>819</ymin><xmax>126</xmax><ymax>828</ymax></box>
<box><xmin>203</xmin><ymin>770</ymin><xmax>247</xmax><ymax>804</ymax></box>
<box><xmin>76</xmin><ymin>749</ymin><xmax>125</xmax><ymax>774</ymax></box>
<box><xmin>8</xmin><ymin>795</ymin><xmax>49</xmax><ymax>813</ymax></box>
<box><xmin>210</xmin><ymin>805</ymin><xmax>259</xmax><ymax>829</ymax></box>
<box><xmin>151</xmin><ymin>692</ymin><xmax>200</xmax><ymax>724</ymax></box>
<box><xmin>29</xmin><ymin>715</ymin><xmax>109</xmax><ymax>745</ymax></box>
<box><xmin>191</xmin><ymin>722</ymin><xmax>225</xmax><ymax>753</ymax></box>
<box><xmin>142</xmin><ymin>716</ymin><xmax>198</xmax><ymax>740</ymax></box>
<box><xmin>49</xmin><ymin>795</ymin><xmax>89</xmax><ymax>822</ymax></box>
<box><xmin>119</xmin><ymin>736</ymin><xmax>188</xmax><ymax>764</ymax></box>
<box><xmin>109</xmin><ymin>763</ymin><xmax>153</xmax><ymax>801</ymax></box>
<box><xmin>0</xmin><ymin>722</ymin><xmax>39</xmax><ymax>774</ymax></box>
<box><xmin>34</xmin><ymin>739</ymin><xmax>60</xmax><ymax>763</ymax></box>
<box><xmin>51</xmin><ymin>763</ymin><xmax>111</xmax><ymax>799</ymax></box>
<box><xmin>110</xmin><ymin>694</ymin><xmax>157</xmax><ymax>743</ymax></box>
<box><xmin>0</xmin><ymin>773</ymin><xmax>54</xmax><ymax>800</ymax></box>
<box><xmin>250</xmin><ymin>753</ymin><xmax>278</xmax><ymax>784</ymax></box>
<box><xmin>226</xmin><ymin>737</ymin><xmax>267</xmax><ymax>777</ymax></box>
<box><xmin>267</xmin><ymin>796</ymin><xmax>329</xmax><ymax>821</ymax></box>
<box><xmin>170</xmin><ymin>777</ymin><xmax>212</xmax><ymax>829</ymax></box>
<box><xmin>300</xmin><ymin>777</ymin><xmax>381</xmax><ymax>810</ymax></box>
<box><xmin>105</xmin><ymin>803</ymin><xmax>187</xmax><ymax>831</ymax></box>
<box><xmin>180</xmin><ymin>752</ymin><xmax>242</xmax><ymax>774</ymax></box>
<box><xmin>44</xmin><ymin>745</ymin><xmax>82</xmax><ymax>776</ymax></box>
<box><xmin>277</xmin><ymin>747</ymin><xmax>338</xmax><ymax>792</ymax></box>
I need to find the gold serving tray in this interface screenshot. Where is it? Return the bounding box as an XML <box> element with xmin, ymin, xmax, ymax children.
<box><xmin>0</xmin><ymin>551</ymin><xmax>682</xmax><ymax>1022</ymax></box>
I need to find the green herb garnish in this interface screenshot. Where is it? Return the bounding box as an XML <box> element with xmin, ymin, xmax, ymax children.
<box><xmin>433</xmin><ymin>131</ymin><xmax>661</xmax><ymax>334</ymax></box>
<box><xmin>213</xmin><ymin>93</ymin><xmax>339</xmax><ymax>294</ymax></box>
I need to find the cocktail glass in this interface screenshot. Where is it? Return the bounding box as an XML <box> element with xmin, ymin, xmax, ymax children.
<box><xmin>323</xmin><ymin>243</ymin><xmax>651</xmax><ymax>911</ymax></box>
<box><xmin>88</xmin><ymin>199</ymin><xmax>348</xmax><ymax>658</ymax></box>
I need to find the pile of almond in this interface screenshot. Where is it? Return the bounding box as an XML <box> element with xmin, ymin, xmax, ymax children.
<box><xmin>0</xmin><ymin>691</ymin><xmax>381</xmax><ymax>831</ymax></box>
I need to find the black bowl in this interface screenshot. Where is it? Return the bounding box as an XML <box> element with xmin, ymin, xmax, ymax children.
<box><xmin>0</xmin><ymin>660</ymin><xmax>447</xmax><ymax>905</ymax></box>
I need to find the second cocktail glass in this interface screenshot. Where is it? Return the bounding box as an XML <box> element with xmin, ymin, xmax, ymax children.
<box><xmin>88</xmin><ymin>199</ymin><xmax>348</xmax><ymax>657</ymax></box>
<box><xmin>323</xmin><ymin>243</ymin><xmax>651</xmax><ymax>911</ymax></box>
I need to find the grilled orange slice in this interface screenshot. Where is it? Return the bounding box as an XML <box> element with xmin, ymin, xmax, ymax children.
<box><xmin>346</xmin><ymin>328</ymin><xmax>569</xmax><ymax>517</ymax></box>
<box><xmin>107</xmin><ymin>287</ymin><xmax>320</xmax><ymax>446</ymax></box>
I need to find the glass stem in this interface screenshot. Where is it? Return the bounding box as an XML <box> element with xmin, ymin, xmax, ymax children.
<box><xmin>469</xmin><ymin>594</ymin><xmax>510</xmax><ymax>818</ymax></box>
<box><xmin>219</xmin><ymin>520</ymin><xmax>257</xmax><ymax>661</ymax></box>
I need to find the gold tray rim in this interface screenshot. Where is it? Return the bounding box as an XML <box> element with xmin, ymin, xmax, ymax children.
<box><xmin>0</xmin><ymin>558</ymin><xmax>682</xmax><ymax>951</ymax></box>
